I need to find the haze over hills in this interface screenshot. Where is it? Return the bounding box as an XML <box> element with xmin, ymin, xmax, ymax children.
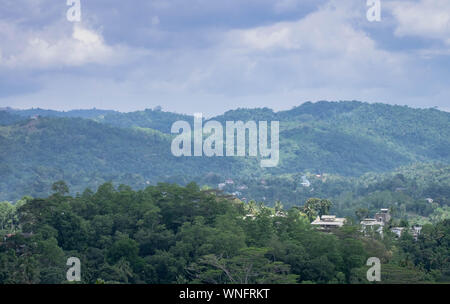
<box><xmin>0</xmin><ymin>101</ymin><xmax>449</xmax><ymax>203</ymax></box>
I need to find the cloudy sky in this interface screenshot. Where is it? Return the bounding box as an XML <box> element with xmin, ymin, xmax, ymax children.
<box><xmin>0</xmin><ymin>0</ymin><xmax>449</xmax><ymax>115</ymax></box>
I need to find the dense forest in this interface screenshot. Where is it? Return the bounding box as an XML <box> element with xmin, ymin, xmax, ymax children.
<box><xmin>219</xmin><ymin>163</ymin><xmax>450</xmax><ymax>224</ymax></box>
<box><xmin>0</xmin><ymin>182</ymin><xmax>449</xmax><ymax>284</ymax></box>
<box><xmin>0</xmin><ymin>101</ymin><xmax>449</xmax><ymax>284</ymax></box>
<box><xmin>1</xmin><ymin>101</ymin><xmax>449</xmax><ymax>203</ymax></box>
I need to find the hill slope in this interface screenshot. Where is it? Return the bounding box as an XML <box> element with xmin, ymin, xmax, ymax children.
<box><xmin>213</xmin><ymin>101</ymin><xmax>450</xmax><ymax>175</ymax></box>
<box><xmin>0</xmin><ymin>117</ymin><xmax>247</xmax><ymax>201</ymax></box>
<box><xmin>0</xmin><ymin>101</ymin><xmax>449</xmax><ymax>201</ymax></box>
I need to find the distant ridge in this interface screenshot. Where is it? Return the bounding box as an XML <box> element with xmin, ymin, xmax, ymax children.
<box><xmin>0</xmin><ymin>101</ymin><xmax>449</xmax><ymax>201</ymax></box>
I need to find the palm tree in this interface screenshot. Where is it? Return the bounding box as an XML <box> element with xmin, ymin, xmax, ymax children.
<box><xmin>247</xmin><ymin>200</ymin><xmax>258</xmax><ymax>215</ymax></box>
<box><xmin>274</xmin><ymin>200</ymin><xmax>284</xmax><ymax>213</ymax></box>
<box><xmin>319</xmin><ymin>199</ymin><xmax>332</xmax><ymax>217</ymax></box>
<box><xmin>302</xmin><ymin>204</ymin><xmax>318</xmax><ymax>222</ymax></box>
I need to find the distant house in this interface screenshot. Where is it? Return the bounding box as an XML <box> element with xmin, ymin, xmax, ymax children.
<box><xmin>360</xmin><ymin>208</ymin><xmax>391</xmax><ymax>236</ymax></box>
<box><xmin>360</xmin><ymin>218</ymin><xmax>384</xmax><ymax>235</ymax></box>
<box><xmin>391</xmin><ymin>226</ymin><xmax>422</xmax><ymax>240</ymax></box>
<box><xmin>218</xmin><ymin>183</ymin><xmax>226</xmax><ymax>190</ymax></box>
<box><xmin>411</xmin><ymin>226</ymin><xmax>422</xmax><ymax>240</ymax></box>
<box><xmin>375</xmin><ymin>208</ymin><xmax>391</xmax><ymax>224</ymax></box>
<box><xmin>311</xmin><ymin>215</ymin><xmax>346</xmax><ymax>230</ymax></box>
<box><xmin>361</xmin><ymin>218</ymin><xmax>384</xmax><ymax>227</ymax></box>
<box><xmin>391</xmin><ymin>227</ymin><xmax>405</xmax><ymax>237</ymax></box>
<box><xmin>225</xmin><ymin>179</ymin><xmax>234</xmax><ymax>185</ymax></box>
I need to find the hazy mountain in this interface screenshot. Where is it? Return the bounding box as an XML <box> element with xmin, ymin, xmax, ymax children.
<box><xmin>0</xmin><ymin>110</ymin><xmax>25</xmax><ymax>126</ymax></box>
<box><xmin>0</xmin><ymin>117</ymin><xmax>247</xmax><ymax>201</ymax></box>
<box><xmin>0</xmin><ymin>101</ymin><xmax>449</xmax><ymax>201</ymax></box>
<box><xmin>4</xmin><ymin>107</ymin><xmax>117</xmax><ymax>119</ymax></box>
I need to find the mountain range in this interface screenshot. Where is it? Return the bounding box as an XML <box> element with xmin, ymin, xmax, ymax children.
<box><xmin>0</xmin><ymin>101</ymin><xmax>449</xmax><ymax>202</ymax></box>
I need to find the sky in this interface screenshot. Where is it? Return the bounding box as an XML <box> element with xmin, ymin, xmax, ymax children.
<box><xmin>0</xmin><ymin>0</ymin><xmax>449</xmax><ymax>115</ymax></box>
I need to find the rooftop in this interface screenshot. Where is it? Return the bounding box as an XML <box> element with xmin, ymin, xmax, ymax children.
<box><xmin>361</xmin><ymin>218</ymin><xmax>384</xmax><ymax>226</ymax></box>
<box><xmin>311</xmin><ymin>215</ymin><xmax>346</xmax><ymax>228</ymax></box>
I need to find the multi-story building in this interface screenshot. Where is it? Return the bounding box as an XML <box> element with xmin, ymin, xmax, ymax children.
<box><xmin>311</xmin><ymin>215</ymin><xmax>346</xmax><ymax>230</ymax></box>
<box><xmin>360</xmin><ymin>208</ymin><xmax>391</xmax><ymax>236</ymax></box>
<box><xmin>375</xmin><ymin>208</ymin><xmax>391</xmax><ymax>224</ymax></box>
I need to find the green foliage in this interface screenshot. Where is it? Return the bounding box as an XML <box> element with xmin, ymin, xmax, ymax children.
<box><xmin>225</xmin><ymin>163</ymin><xmax>450</xmax><ymax>222</ymax></box>
<box><xmin>302</xmin><ymin>198</ymin><xmax>332</xmax><ymax>221</ymax></box>
<box><xmin>0</xmin><ymin>182</ymin><xmax>448</xmax><ymax>284</ymax></box>
<box><xmin>52</xmin><ymin>181</ymin><xmax>69</xmax><ymax>196</ymax></box>
<box><xmin>0</xmin><ymin>111</ymin><xmax>24</xmax><ymax>126</ymax></box>
<box><xmin>1</xmin><ymin>101</ymin><xmax>449</xmax><ymax>202</ymax></box>
<box><xmin>0</xmin><ymin>201</ymin><xmax>17</xmax><ymax>234</ymax></box>
<box><xmin>0</xmin><ymin>101</ymin><xmax>449</xmax><ymax>284</ymax></box>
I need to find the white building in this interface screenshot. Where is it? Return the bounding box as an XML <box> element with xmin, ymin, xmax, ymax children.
<box><xmin>391</xmin><ymin>226</ymin><xmax>422</xmax><ymax>240</ymax></box>
<box><xmin>311</xmin><ymin>215</ymin><xmax>346</xmax><ymax>230</ymax></box>
<box><xmin>360</xmin><ymin>208</ymin><xmax>391</xmax><ymax>236</ymax></box>
<box><xmin>391</xmin><ymin>227</ymin><xmax>405</xmax><ymax>237</ymax></box>
<box><xmin>360</xmin><ymin>218</ymin><xmax>384</xmax><ymax>236</ymax></box>
<box><xmin>375</xmin><ymin>208</ymin><xmax>391</xmax><ymax>224</ymax></box>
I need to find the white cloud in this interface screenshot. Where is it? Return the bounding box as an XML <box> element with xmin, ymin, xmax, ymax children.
<box><xmin>0</xmin><ymin>24</ymin><xmax>146</xmax><ymax>69</ymax></box>
<box><xmin>387</xmin><ymin>0</ymin><xmax>450</xmax><ymax>44</ymax></box>
<box><xmin>226</xmin><ymin>4</ymin><xmax>378</xmax><ymax>55</ymax></box>
<box><xmin>1</xmin><ymin>0</ymin><xmax>448</xmax><ymax>114</ymax></box>
<box><xmin>209</xmin><ymin>3</ymin><xmax>406</xmax><ymax>93</ymax></box>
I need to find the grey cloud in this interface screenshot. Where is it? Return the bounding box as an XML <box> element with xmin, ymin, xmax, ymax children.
<box><xmin>0</xmin><ymin>0</ymin><xmax>449</xmax><ymax>114</ymax></box>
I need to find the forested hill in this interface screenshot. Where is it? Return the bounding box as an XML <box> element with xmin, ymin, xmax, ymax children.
<box><xmin>213</xmin><ymin>101</ymin><xmax>449</xmax><ymax>175</ymax></box>
<box><xmin>0</xmin><ymin>111</ymin><xmax>24</xmax><ymax>126</ymax></box>
<box><xmin>0</xmin><ymin>117</ymin><xmax>249</xmax><ymax>201</ymax></box>
<box><xmin>0</xmin><ymin>101</ymin><xmax>449</xmax><ymax>201</ymax></box>
<box><xmin>1</xmin><ymin>183</ymin><xmax>449</xmax><ymax>283</ymax></box>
